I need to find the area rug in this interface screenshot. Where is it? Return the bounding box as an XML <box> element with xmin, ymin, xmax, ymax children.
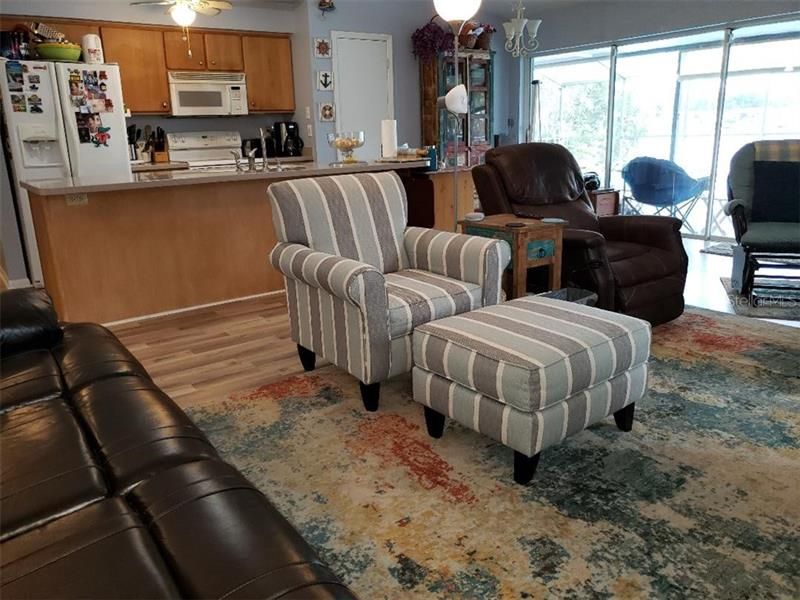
<box><xmin>721</xmin><ymin>277</ymin><xmax>800</xmax><ymax>320</ymax></box>
<box><xmin>187</xmin><ymin>308</ymin><xmax>800</xmax><ymax>599</ymax></box>
<box><xmin>700</xmin><ymin>242</ymin><xmax>734</xmax><ymax>256</ymax></box>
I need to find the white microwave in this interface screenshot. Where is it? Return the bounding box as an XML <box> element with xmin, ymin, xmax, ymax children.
<box><xmin>168</xmin><ymin>71</ymin><xmax>248</xmax><ymax>116</ymax></box>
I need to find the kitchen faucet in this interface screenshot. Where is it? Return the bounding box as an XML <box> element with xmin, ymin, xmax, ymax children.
<box><xmin>260</xmin><ymin>127</ymin><xmax>283</xmax><ymax>172</ymax></box>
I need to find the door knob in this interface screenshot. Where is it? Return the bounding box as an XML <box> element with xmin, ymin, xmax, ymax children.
<box><xmin>211</xmin><ymin>60</ymin><xmax>216</xmax><ymax>65</ymax></box>
<box><xmin>162</xmin><ymin>101</ymin><xmax>168</xmax><ymax>108</ymax></box>
<box><xmin>199</xmin><ymin>60</ymin><xmax>204</xmax><ymax>65</ymax></box>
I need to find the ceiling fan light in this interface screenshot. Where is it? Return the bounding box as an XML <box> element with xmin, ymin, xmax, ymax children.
<box><xmin>170</xmin><ymin>4</ymin><xmax>197</xmax><ymax>27</ymax></box>
<box><xmin>433</xmin><ymin>0</ymin><xmax>482</xmax><ymax>23</ymax></box>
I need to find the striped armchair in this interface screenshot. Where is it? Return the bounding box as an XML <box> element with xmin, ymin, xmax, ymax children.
<box><xmin>268</xmin><ymin>171</ymin><xmax>511</xmax><ymax>411</ymax></box>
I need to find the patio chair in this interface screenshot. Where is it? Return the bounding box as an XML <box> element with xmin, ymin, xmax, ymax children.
<box><xmin>621</xmin><ymin>157</ymin><xmax>709</xmax><ymax>233</ymax></box>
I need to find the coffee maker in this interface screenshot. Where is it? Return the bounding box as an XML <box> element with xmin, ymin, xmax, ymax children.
<box><xmin>274</xmin><ymin>121</ymin><xmax>304</xmax><ymax>157</ymax></box>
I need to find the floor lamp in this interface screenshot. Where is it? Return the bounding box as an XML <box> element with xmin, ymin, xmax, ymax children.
<box><xmin>433</xmin><ymin>0</ymin><xmax>482</xmax><ymax>231</ymax></box>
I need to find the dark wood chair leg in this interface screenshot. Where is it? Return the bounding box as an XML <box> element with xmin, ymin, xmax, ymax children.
<box><xmin>614</xmin><ymin>403</ymin><xmax>635</xmax><ymax>432</ymax></box>
<box><xmin>514</xmin><ymin>451</ymin><xmax>541</xmax><ymax>485</ymax></box>
<box><xmin>359</xmin><ymin>382</ymin><xmax>380</xmax><ymax>412</ymax></box>
<box><xmin>297</xmin><ymin>345</ymin><xmax>316</xmax><ymax>372</ymax></box>
<box><xmin>423</xmin><ymin>406</ymin><xmax>446</xmax><ymax>438</ymax></box>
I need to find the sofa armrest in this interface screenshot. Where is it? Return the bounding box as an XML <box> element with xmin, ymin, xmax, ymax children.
<box><xmin>599</xmin><ymin>215</ymin><xmax>683</xmax><ymax>253</ymax></box>
<box><xmin>269</xmin><ymin>243</ymin><xmax>386</xmax><ymax>309</ymax></box>
<box><xmin>563</xmin><ymin>228</ymin><xmax>606</xmax><ymax>251</ymax></box>
<box><xmin>0</xmin><ymin>288</ymin><xmax>63</xmax><ymax>355</ymax></box>
<box><xmin>403</xmin><ymin>227</ymin><xmax>511</xmax><ymax>305</ymax></box>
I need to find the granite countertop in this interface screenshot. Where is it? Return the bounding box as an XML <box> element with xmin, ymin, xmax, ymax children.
<box><xmin>21</xmin><ymin>159</ymin><xmax>430</xmax><ymax>196</ymax></box>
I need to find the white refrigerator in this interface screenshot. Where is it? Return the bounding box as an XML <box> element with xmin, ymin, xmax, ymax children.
<box><xmin>1</xmin><ymin>58</ymin><xmax>130</xmax><ymax>286</ymax></box>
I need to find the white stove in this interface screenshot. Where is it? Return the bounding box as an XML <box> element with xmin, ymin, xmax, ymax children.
<box><xmin>167</xmin><ymin>131</ymin><xmax>243</xmax><ymax>171</ymax></box>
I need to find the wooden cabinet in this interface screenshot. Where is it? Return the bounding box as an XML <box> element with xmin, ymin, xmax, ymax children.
<box><xmin>164</xmin><ymin>31</ymin><xmax>206</xmax><ymax>70</ymax></box>
<box><xmin>242</xmin><ymin>36</ymin><xmax>294</xmax><ymax>112</ymax></box>
<box><xmin>102</xmin><ymin>26</ymin><xmax>170</xmax><ymax>113</ymax></box>
<box><xmin>204</xmin><ymin>33</ymin><xmax>243</xmax><ymax>71</ymax></box>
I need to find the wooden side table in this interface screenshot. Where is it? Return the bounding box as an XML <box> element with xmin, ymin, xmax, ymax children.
<box><xmin>460</xmin><ymin>214</ymin><xmax>564</xmax><ymax>299</ymax></box>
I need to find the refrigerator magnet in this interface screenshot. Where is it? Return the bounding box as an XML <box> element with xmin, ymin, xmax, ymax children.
<box><xmin>10</xmin><ymin>94</ymin><xmax>26</xmax><ymax>112</ymax></box>
<box><xmin>6</xmin><ymin>63</ymin><xmax>24</xmax><ymax>92</ymax></box>
<box><xmin>27</xmin><ymin>95</ymin><xmax>43</xmax><ymax>114</ymax></box>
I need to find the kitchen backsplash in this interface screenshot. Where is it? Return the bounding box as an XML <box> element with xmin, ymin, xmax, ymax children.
<box><xmin>126</xmin><ymin>114</ymin><xmax>296</xmax><ymax>141</ymax></box>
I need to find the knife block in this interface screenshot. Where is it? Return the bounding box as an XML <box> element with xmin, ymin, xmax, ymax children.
<box><xmin>152</xmin><ymin>151</ymin><xmax>169</xmax><ymax>164</ymax></box>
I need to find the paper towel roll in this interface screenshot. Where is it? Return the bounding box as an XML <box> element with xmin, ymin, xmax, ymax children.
<box><xmin>381</xmin><ymin>119</ymin><xmax>398</xmax><ymax>158</ymax></box>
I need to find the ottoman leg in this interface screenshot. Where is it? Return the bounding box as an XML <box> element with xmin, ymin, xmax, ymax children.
<box><xmin>360</xmin><ymin>382</ymin><xmax>380</xmax><ymax>412</ymax></box>
<box><xmin>614</xmin><ymin>403</ymin><xmax>635</xmax><ymax>432</ymax></box>
<box><xmin>514</xmin><ymin>451</ymin><xmax>541</xmax><ymax>485</ymax></box>
<box><xmin>424</xmin><ymin>406</ymin><xmax>446</xmax><ymax>438</ymax></box>
<box><xmin>297</xmin><ymin>345</ymin><xmax>316</xmax><ymax>372</ymax></box>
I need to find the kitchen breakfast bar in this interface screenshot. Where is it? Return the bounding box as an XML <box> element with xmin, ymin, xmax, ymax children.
<box><xmin>22</xmin><ymin>161</ymin><xmax>475</xmax><ymax>323</ymax></box>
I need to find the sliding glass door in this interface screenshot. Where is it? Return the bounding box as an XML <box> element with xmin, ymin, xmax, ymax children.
<box><xmin>708</xmin><ymin>24</ymin><xmax>800</xmax><ymax>238</ymax></box>
<box><xmin>531</xmin><ymin>18</ymin><xmax>800</xmax><ymax>240</ymax></box>
<box><xmin>531</xmin><ymin>48</ymin><xmax>611</xmax><ymax>177</ymax></box>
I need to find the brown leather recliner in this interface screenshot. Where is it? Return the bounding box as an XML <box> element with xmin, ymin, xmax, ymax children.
<box><xmin>473</xmin><ymin>143</ymin><xmax>688</xmax><ymax>325</ymax></box>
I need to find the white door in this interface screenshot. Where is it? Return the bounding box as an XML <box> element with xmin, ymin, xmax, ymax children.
<box><xmin>55</xmin><ymin>63</ymin><xmax>131</xmax><ymax>179</ymax></box>
<box><xmin>332</xmin><ymin>32</ymin><xmax>394</xmax><ymax>161</ymax></box>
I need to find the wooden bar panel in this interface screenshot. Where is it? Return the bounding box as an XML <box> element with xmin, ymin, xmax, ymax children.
<box><xmin>28</xmin><ymin>180</ymin><xmax>282</xmax><ymax>323</ymax></box>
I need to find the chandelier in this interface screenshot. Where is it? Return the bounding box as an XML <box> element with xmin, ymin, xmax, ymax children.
<box><xmin>503</xmin><ymin>0</ymin><xmax>542</xmax><ymax>58</ymax></box>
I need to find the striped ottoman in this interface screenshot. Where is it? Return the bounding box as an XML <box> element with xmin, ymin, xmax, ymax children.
<box><xmin>411</xmin><ymin>296</ymin><xmax>651</xmax><ymax>484</ymax></box>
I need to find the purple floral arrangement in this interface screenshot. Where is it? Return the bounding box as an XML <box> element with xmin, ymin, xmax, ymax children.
<box><xmin>412</xmin><ymin>17</ymin><xmax>454</xmax><ymax>60</ymax></box>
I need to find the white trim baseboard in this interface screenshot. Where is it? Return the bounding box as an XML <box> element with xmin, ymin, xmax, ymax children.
<box><xmin>8</xmin><ymin>278</ymin><xmax>32</xmax><ymax>289</ymax></box>
<box><xmin>103</xmin><ymin>290</ymin><xmax>285</xmax><ymax>327</ymax></box>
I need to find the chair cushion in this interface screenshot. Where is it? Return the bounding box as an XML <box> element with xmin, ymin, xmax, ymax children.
<box><xmin>741</xmin><ymin>222</ymin><xmax>800</xmax><ymax>252</ymax></box>
<box><xmin>1</xmin><ymin>498</ymin><xmax>179</xmax><ymax>599</ymax></box>
<box><xmin>751</xmin><ymin>161</ymin><xmax>800</xmax><ymax>223</ymax></box>
<box><xmin>52</xmin><ymin>323</ymin><xmax>150</xmax><ymax>393</ymax></box>
<box><xmin>605</xmin><ymin>241</ymin><xmax>683</xmax><ymax>287</ymax></box>
<box><xmin>0</xmin><ymin>400</ymin><xmax>107</xmax><ymax>540</ymax></box>
<box><xmin>413</xmin><ymin>296</ymin><xmax>651</xmax><ymax>413</ymax></box>
<box><xmin>0</xmin><ymin>349</ymin><xmax>63</xmax><ymax>412</ymax></box>
<box><xmin>385</xmin><ymin>269</ymin><xmax>482</xmax><ymax>339</ymax></box>
<box><xmin>73</xmin><ymin>376</ymin><xmax>219</xmax><ymax>492</ymax></box>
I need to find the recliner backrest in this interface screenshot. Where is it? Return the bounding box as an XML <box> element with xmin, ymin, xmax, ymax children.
<box><xmin>269</xmin><ymin>171</ymin><xmax>410</xmax><ymax>273</ymax></box>
<box><xmin>481</xmin><ymin>143</ymin><xmax>600</xmax><ymax>230</ymax></box>
<box><xmin>728</xmin><ymin>140</ymin><xmax>800</xmax><ymax>220</ymax></box>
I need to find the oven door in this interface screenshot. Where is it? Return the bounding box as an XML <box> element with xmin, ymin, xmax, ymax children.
<box><xmin>170</xmin><ymin>82</ymin><xmax>232</xmax><ymax>116</ymax></box>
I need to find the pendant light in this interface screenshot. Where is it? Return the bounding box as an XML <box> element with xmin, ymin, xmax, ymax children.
<box><xmin>170</xmin><ymin>3</ymin><xmax>197</xmax><ymax>27</ymax></box>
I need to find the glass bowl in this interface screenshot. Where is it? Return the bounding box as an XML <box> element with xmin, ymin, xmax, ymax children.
<box><xmin>327</xmin><ymin>131</ymin><xmax>366</xmax><ymax>164</ymax></box>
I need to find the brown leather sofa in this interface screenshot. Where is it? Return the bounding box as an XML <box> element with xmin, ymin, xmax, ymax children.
<box><xmin>0</xmin><ymin>288</ymin><xmax>358</xmax><ymax>599</ymax></box>
<box><xmin>473</xmin><ymin>143</ymin><xmax>688</xmax><ymax>325</ymax></box>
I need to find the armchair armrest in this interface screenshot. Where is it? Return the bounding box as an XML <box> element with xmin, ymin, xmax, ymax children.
<box><xmin>404</xmin><ymin>227</ymin><xmax>511</xmax><ymax>305</ymax></box>
<box><xmin>560</xmin><ymin>229</ymin><xmax>615</xmax><ymax>310</ymax></box>
<box><xmin>599</xmin><ymin>215</ymin><xmax>683</xmax><ymax>253</ymax></box>
<box><xmin>723</xmin><ymin>200</ymin><xmax>748</xmax><ymax>242</ymax></box>
<box><xmin>0</xmin><ymin>288</ymin><xmax>63</xmax><ymax>355</ymax></box>
<box><xmin>269</xmin><ymin>243</ymin><xmax>386</xmax><ymax>308</ymax></box>
<box><xmin>563</xmin><ymin>228</ymin><xmax>606</xmax><ymax>251</ymax></box>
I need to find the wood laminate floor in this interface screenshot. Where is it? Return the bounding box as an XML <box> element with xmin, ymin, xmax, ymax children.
<box><xmin>111</xmin><ymin>238</ymin><xmax>798</xmax><ymax>406</ymax></box>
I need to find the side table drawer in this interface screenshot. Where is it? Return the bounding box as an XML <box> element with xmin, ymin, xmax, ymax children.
<box><xmin>527</xmin><ymin>239</ymin><xmax>555</xmax><ymax>260</ymax></box>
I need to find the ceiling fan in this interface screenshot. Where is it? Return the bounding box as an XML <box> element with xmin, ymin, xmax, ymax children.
<box><xmin>130</xmin><ymin>0</ymin><xmax>233</xmax><ymax>26</ymax></box>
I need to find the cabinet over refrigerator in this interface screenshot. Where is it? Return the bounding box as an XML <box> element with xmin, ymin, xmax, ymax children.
<box><xmin>0</xmin><ymin>58</ymin><xmax>130</xmax><ymax>286</ymax></box>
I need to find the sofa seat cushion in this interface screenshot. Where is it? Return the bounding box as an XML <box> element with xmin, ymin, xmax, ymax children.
<box><xmin>0</xmin><ymin>349</ymin><xmax>63</xmax><ymax>412</ymax></box>
<box><xmin>73</xmin><ymin>376</ymin><xmax>219</xmax><ymax>492</ymax></box>
<box><xmin>0</xmin><ymin>400</ymin><xmax>107</xmax><ymax>540</ymax></box>
<box><xmin>128</xmin><ymin>460</ymin><xmax>355</xmax><ymax>599</ymax></box>
<box><xmin>606</xmin><ymin>241</ymin><xmax>682</xmax><ymax>287</ymax></box>
<box><xmin>413</xmin><ymin>296</ymin><xmax>651</xmax><ymax>412</ymax></box>
<box><xmin>1</xmin><ymin>498</ymin><xmax>180</xmax><ymax>599</ymax></box>
<box><xmin>741</xmin><ymin>222</ymin><xmax>800</xmax><ymax>251</ymax></box>
<box><xmin>52</xmin><ymin>323</ymin><xmax>150</xmax><ymax>393</ymax></box>
<box><xmin>385</xmin><ymin>269</ymin><xmax>482</xmax><ymax>339</ymax></box>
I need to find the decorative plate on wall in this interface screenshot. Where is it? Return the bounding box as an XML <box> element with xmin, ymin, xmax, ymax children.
<box><xmin>314</xmin><ymin>38</ymin><xmax>331</xmax><ymax>58</ymax></box>
<box><xmin>318</xmin><ymin>102</ymin><xmax>335</xmax><ymax>122</ymax></box>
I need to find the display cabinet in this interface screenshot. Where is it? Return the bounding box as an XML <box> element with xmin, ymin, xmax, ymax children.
<box><xmin>420</xmin><ymin>49</ymin><xmax>494</xmax><ymax>167</ymax></box>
